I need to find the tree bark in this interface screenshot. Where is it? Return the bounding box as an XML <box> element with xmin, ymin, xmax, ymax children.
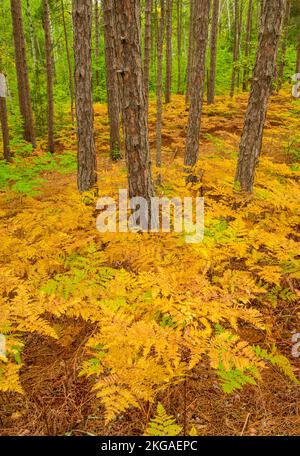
<box><xmin>242</xmin><ymin>0</ymin><xmax>253</xmax><ymax>91</ymax></box>
<box><xmin>72</xmin><ymin>0</ymin><xmax>97</xmax><ymax>192</ymax></box>
<box><xmin>235</xmin><ymin>0</ymin><xmax>284</xmax><ymax>193</ymax></box>
<box><xmin>297</xmin><ymin>31</ymin><xmax>300</xmax><ymax>74</ymax></box>
<box><xmin>61</xmin><ymin>0</ymin><xmax>75</xmax><ymax>122</ymax></box>
<box><xmin>95</xmin><ymin>0</ymin><xmax>100</xmax><ymax>90</ymax></box>
<box><xmin>176</xmin><ymin>0</ymin><xmax>182</xmax><ymax>94</ymax></box>
<box><xmin>165</xmin><ymin>0</ymin><xmax>173</xmax><ymax>103</ymax></box>
<box><xmin>184</xmin><ymin>0</ymin><xmax>210</xmax><ymax>169</ymax></box>
<box><xmin>43</xmin><ymin>0</ymin><xmax>54</xmax><ymax>154</ymax></box>
<box><xmin>277</xmin><ymin>0</ymin><xmax>291</xmax><ymax>90</ymax></box>
<box><xmin>102</xmin><ymin>0</ymin><xmax>121</xmax><ymax>160</ymax></box>
<box><xmin>207</xmin><ymin>0</ymin><xmax>220</xmax><ymax>104</ymax></box>
<box><xmin>156</xmin><ymin>0</ymin><xmax>165</xmax><ymax>183</ymax></box>
<box><xmin>26</xmin><ymin>0</ymin><xmax>37</xmax><ymax>69</ymax></box>
<box><xmin>111</xmin><ymin>0</ymin><xmax>154</xmax><ymax>201</ymax></box>
<box><xmin>0</xmin><ymin>73</ymin><xmax>10</xmax><ymax>162</ymax></box>
<box><xmin>10</xmin><ymin>0</ymin><xmax>36</xmax><ymax>147</ymax></box>
<box><xmin>230</xmin><ymin>0</ymin><xmax>239</xmax><ymax>97</ymax></box>
<box><xmin>144</xmin><ymin>0</ymin><xmax>153</xmax><ymax>114</ymax></box>
<box><xmin>185</xmin><ymin>0</ymin><xmax>195</xmax><ymax>105</ymax></box>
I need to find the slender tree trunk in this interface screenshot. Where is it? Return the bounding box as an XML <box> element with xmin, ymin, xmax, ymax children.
<box><xmin>10</xmin><ymin>0</ymin><xmax>36</xmax><ymax>147</ymax></box>
<box><xmin>277</xmin><ymin>0</ymin><xmax>291</xmax><ymax>90</ymax></box>
<box><xmin>297</xmin><ymin>32</ymin><xmax>300</xmax><ymax>74</ymax></box>
<box><xmin>235</xmin><ymin>0</ymin><xmax>284</xmax><ymax>193</ymax></box>
<box><xmin>185</xmin><ymin>0</ymin><xmax>195</xmax><ymax>105</ymax></box>
<box><xmin>72</xmin><ymin>0</ymin><xmax>97</xmax><ymax>192</ymax></box>
<box><xmin>0</xmin><ymin>73</ymin><xmax>10</xmax><ymax>162</ymax></box>
<box><xmin>156</xmin><ymin>0</ymin><xmax>165</xmax><ymax>184</ymax></box>
<box><xmin>230</xmin><ymin>0</ymin><xmax>239</xmax><ymax>97</ymax></box>
<box><xmin>184</xmin><ymin>0</ymin><xmax>210</xmax><ymax>169</ymax></box>
<box><xmin>242</xmin><ymin>0</ymin><xmax>253</xmax><ymax>91</ymax></box>
<box><xmin>95</xmin><ymin>0</ymin><xmax>100</xmax><ymax>90</ymax></box>
<box><xmin>153</xmin><ymin>0</ymin><xmax>158</xmax><ymax>81</ymax></box>
<box><xmin>43</xmin><ymin>0</ymin><xmax>54</xmax><ymax>154</ymax></box>
<box><xmin>207</xmin><ymin>0</ymin><xmax>220</xmax><ymax>104</ymax></box>
<box><xmin>61</xmin><ymin>0</ymin><xmax>75</xmax><ymax>122</ymax></box>
<box><xmin>26</xmin><ymin>0</ymin><xmax>37</xmax><ymax>69</ymax></box>
<box><xmin>102</xmin><ymin>0</ymin><xmax>121</xmax><ymax>160</ymax></box>
<box><xmin>165</xmin><ymin>0</ymin><xmax>172</xmax><ymax>103</ymax></box>
<box><xmin>237</xmin><ymin>0</ymin><xmax>243</xmax><ymax>89</ymax></box>
<box><xmin>144</xmin><ymin>0</ymin><xmax>153</xmax><ymax>114</ymax></box>
<box><xmin>111</xmin><ymin>0</ymin><xmax>154</xmax><ymax>201</ymax></box>
<box><xmin>176</xmin><ymin>0</ymin><xmax>182</xmax><ymax>94</ymax></box>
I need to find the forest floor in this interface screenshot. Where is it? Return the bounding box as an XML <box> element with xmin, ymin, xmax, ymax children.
<box><xmin>0</xmin><ymin>91</ymin><xmax>300</xmax><ymax>436</ymax></box>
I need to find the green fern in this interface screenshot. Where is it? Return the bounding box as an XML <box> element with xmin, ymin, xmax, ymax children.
<box><xmin>145</xmin><ymin>403</ymin><xmax>182</xmax><ymax>436</ymax></box>
<box><xmin>217</xmin><ymin>364</ymin><xmax>259</xmax><ymax>393</ymax></box>
<box><xmin>253</xmin><ymin>345</ymin><xmax>299</xmax><ymax>384</ymax></box>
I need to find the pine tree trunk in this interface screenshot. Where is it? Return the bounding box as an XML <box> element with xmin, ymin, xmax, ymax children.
<box><xmin>165</xmin><ymin>0</ymin><xmax>172</xmax><ymax>103</ymax></box>
<box><xmin>156</xmin><ymin>0</ymin><xmax>165</xmax><ymax>183</ymax></box>
<box><xmin>235</xmin><ymin>0</ymin><xmax>284</xmax><ymax>193</ymax></box>
<box><xmin>277</xmin><ymin>0</ymin><xmax>291</xmax><ymax>90</ymax></box>
<box><xmin>111</xmin><ymin>0</ymin><xmax>154</xmax><ymax>201</ymax></box>
<box><xmin>43</xmin><ymin>0</ymin><xmax>54</xmax><ymax>154</ymax></box>
<box><xmin>242</xmin><ymin>0</ymin><xmax>253</xmax><ymax>91</ymax></box>
<box><xmin>176</xmin><ymin>0</ymin><xmax>182</xmax><ymax>94</ymax></box>
<box><xmin>10</xmin><ymin>0</ymin><xmax>36</xmax><ymax>148</ymax></box>
<box><xmin>61</xmin><ymin>0</ymin><xmax>75</xmax><ymax>122</ymax></box>
<box><xmin>0</xmin><ymin>73</ymin><xmax>10</xmax><ymax>162</ymax></box>
<box><xmin>72</xmin><ymin>0</ymin><xmax>97</xmax><ymax>192</ymax></box>
<box><xmin>144</xmin><ymin>0</ymin><xmax>152</xmax><ymax>114</ymax></box>
<box><xmin>26</xmin><ymin>0</ymin><xmax>37</xmax><ymax>69</ymax></box>
<box><xmin>207</xmin><ymin>0</ymin><xmax>219</xmax><ymax>104</ymax></box>
<box><xmin>230</xmin><ymin>0</ymin><xmax>239</xmax><ymax>97</ymax></box>
<box><xmin>95</xmin><ymin>0</ymin><xmax>100</xmax><ymax>90</ymax></box>
<box><xmin>297</xmin><ymin>32</ymin><xmax>300</xmax><ymax>74</ymax></box>
<box><xmin>185</xmin><ymin>0</ymin><xmax>195</xmax><ymax>105</ymax></box>
<box><xmin>103</xmin><ymin>0</ymin><xmax>121</xmax><ymax>160</ymax></box>
<box><xmin>184</xmin><ymin>0</ymin><xmax>210</xmax><ymax>169</ymax></box>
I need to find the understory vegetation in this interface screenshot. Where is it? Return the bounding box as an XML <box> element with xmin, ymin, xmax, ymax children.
<box><xmin>0</xmin><ymin>92</ymin><xmax>299</xmax><ymax>435</ymax></box>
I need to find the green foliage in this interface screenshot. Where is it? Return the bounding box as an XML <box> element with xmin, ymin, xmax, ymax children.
<box><xmin>254</xmin><ymin>346</ymin><xmax>300</xmax><ymax>385</ymax></box>
<box><xmin>145</xmin><ymin>403</ymin><xmax>182</xmax><ymax>436</ymax></box>
<box><xmin>217</xmin><ymin>364</ymin><xmax>259</xmax><ymax>393</ymax></box>
<box><xmin>0</xmin><ymin>151</ymin><xmax>76</xmax><ymax>196</ymax></box>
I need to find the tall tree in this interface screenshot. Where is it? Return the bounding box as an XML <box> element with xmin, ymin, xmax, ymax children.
<box><xmin>95</xmin><ymin>0</ymin><xmax>100</xmax><ymax>89</ymax></box>
<box><xmin>156</xmin><ymin>0</ymin><xmax>165</xmax><ymax>184</ymax></box>
<box><xmin>102</xmin><ymin>0</ymin><xmax>121</xmax><ymax>160</ymax></box>
<box><xmin>61</xmin><ymin>0</ymin><xmax>75</xmax><ymax>122</ymax></box>
<box><xmin>242</xmin><ymin>0</ymin><xmax>253</xmax><ymax>91</ymax></box>
<box><xmin>176</xmin><ymin>0</ymin><xmax>182</xmax><ymax>94</ymax></box>
<box><xmin>235</xmin><ymin>0</ymin><xmax>284</xmax><ymax>193</ymax></box>
<box><xmin>207</xmin><ymin>0</ymin><xmax>220</xmax><ymax>104</ymax></box>
<box><xmin>43</xmin><ymin>0</ymin><xmax>54</xmax><ymax>154</ymax></box>
<box><xmin>297</xmin><ymin>31</ymin><xmax>300</xmax><ymax>74</ymax></box>
<box><xmin>10</xmin><ymin>0</ymin><xmax>36</xmax><ymax>147</ymax></box>
<box><xmin>185</xmin><ymin>0</ymin><xmax>210</xmax><ymax>171</ymax></box>
<box><xmin>0</xmin><ymin>72</ymin><xmax>10</xmax><ymax>161</ymax></box>
<box><xmin>26</xmin><ymin>0</ymin><xmax>37</xmax><ymax>69</ymax></box>
<box><xmin>185</xmin><ymin>0</ymin><xmax>195</xmax><ymax>105</ymax></box>
<box><xmin>230</xmin><ymin>0</ymin><xmax>239</xmax><ymax>97</ymax></box>
<box><xmin>144</xmin><ymin>0</ymin><xmax>153</xmax><ymax>114</ymax></box>
<box><xmin>165</xmin><ymin>0</ymin><xmax>173</xmax><ymax>103</ymax></box>
<box><xmin>72</xmin><ymin>0</ymin><xmax>97</xmax><ymax>192</ymax></box>
<box><xmin>277</xmin><ymin>0</ymin><xmax>292</xmax><ymax>90</ymax></box>
<box><xmin>111</xmin><ymin>0</ymin><xmax>154</xmax><ymax>202</ymax></box>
